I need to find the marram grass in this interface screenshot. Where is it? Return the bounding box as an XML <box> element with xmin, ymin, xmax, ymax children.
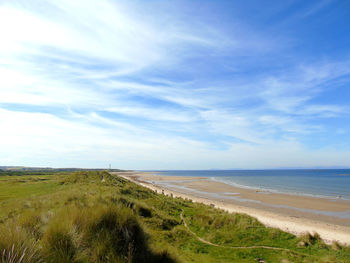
<box><xmin>0</xmin><ymin>170</ymin><xmax>349</xmax><ymax>263</ymax></box>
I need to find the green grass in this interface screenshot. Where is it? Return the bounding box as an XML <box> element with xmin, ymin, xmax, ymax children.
<box><xmin>0</xmin><ymin>170</ymin><xmax>349</xmax><ymax>263</ymax></box>
<box><xmin>0</xmin><ymin>175</ymin><xmax>58</xmax><ymax>201</ymax></box>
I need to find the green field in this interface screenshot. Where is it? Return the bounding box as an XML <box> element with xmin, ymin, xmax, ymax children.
<box><xmin>0</xmin><ymin>171</ymin><xmax>349</xmax><ymax>263</ymax></box>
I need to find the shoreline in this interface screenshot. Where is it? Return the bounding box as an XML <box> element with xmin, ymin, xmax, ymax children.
<box><xmin>113</xmin><ymin>171</ymin><xmax>350</xmax><ymax>246</ymax></box>
<box><xmin>209</xmin><ymin>176</ymin><xmax>349</xmax><ymax>201</ymax></box>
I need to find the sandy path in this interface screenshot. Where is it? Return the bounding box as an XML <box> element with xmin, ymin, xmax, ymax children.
<box><xmin>180</xmin><ymin>210</ymin><xmax>301</xmax><ymax>252</ymax></box>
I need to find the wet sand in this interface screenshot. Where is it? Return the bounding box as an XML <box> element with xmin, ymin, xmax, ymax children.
<box><xmin>113</xmin><ymin>171</ymin><xmax>350</xmax><ymax>245</ymax></box>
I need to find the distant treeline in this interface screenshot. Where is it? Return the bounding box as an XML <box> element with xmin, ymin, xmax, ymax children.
<box><xmin>0</xmin><ymin>167</ymin><xmax>125</xmax><ymax>176</ymax></box>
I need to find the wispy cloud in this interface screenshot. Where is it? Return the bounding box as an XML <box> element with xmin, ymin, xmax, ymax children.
<box><xmin>1</xmin><ymin>0</ymin><xmax>350</xmax><ymax>169</ymax></box>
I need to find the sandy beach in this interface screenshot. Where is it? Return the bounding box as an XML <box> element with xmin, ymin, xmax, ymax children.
<box><xmin>113</xmin><ymin>171</ymin><xmax>350</xmax><ymax>245</ymax></box>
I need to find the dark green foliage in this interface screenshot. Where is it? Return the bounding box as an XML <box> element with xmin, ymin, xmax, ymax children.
<box><xmin>120</xmin><ymin>187</ymin><xmax>132</xmax><ymax>195</ymax></box>
<box><xmin>299</xmin><ymin>232</ymin><xmax>322</xmax><ymax>246</ymax></box>
<box><xmin>0</xmin><ymin>167</ymin><xmax>125</xmax><ymax>177</ymax></box>
<box><xmin>161</xmin><ymin>217</ymin><xmax>179</xmax><ymax>230</ymax></box>
<box><xmin>137</xmin><ymin>205</ymin><xmax>152</xmax><ymax>218</ymax></box>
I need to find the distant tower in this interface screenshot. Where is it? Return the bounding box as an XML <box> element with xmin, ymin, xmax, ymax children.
<box><xmin>109</xmin><ymin>164</ymin><xmax>111</xmax><ymax>170</ymax></box>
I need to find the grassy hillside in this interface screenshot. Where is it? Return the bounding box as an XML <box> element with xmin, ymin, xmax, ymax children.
<box><xmin>0</xmin><ymin>171</ymin><xmax>349</xmax><ymax>263</ymax></box>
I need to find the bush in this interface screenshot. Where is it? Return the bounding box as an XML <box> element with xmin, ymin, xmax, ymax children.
<box><xmin>299</xmin><ymin>232</ymin><xmax>322</xmax><ymax>246</ymax></box>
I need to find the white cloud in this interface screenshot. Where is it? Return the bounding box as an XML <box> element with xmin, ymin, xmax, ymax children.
<box><xmin>0</xmin><ymin>0</ymin><xmax>350</xmax><ymax>169</ymax></box>
<box><xmin>2</xmin><ymin>107</ymin><xmax>349</xmax><ymax>170</ymax></box>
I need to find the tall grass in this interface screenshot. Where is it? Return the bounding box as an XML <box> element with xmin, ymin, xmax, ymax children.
<box><xmin>0</xmin><ymin>223</ymin><xmax>42</xmax><ymax>263</ymax></box>
<box><xmin>40</xmin><ymin>204</ymin><xmax>177</xmax><ymax>263</ymax></box>
<box><xmin>1</xmin><ymin>171</ymin><xmax>350</xmax><ymax>263</ymax></box>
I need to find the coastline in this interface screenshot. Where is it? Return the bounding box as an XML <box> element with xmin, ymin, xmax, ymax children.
<box><xmin>113</xmin><ymin>171</ymin><xmax>350</xmax><ymax>246</ymax></box>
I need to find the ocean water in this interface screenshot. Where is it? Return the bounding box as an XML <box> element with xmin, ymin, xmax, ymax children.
<box><xmin>152</xmin><ymin>170</ymin><xmax>350</xmax><ymax>200</ymax></box>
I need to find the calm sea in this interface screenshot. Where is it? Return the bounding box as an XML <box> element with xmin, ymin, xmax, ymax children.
<box><xmin>151</xmin><ymin>169</ymin><xmax>350</xmax><ymax>200</ymax></box>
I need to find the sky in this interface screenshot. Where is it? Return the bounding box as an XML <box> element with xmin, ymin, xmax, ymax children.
<box><xmin>1</xmin><ymin>0</ymin><xmax>350</xmax><ymax>170</ymax></box>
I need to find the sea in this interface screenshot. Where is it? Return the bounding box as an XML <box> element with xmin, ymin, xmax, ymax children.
<box><xmin>150</xmin><ymin>169</ymin><xmax>350</xmax><ymax>200</ymax></box>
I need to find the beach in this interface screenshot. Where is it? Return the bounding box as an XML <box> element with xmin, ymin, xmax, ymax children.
<box><xmin>114</xmin><ymin>171</ymin><xmax>350</xmax><ymax>246</ymax></box>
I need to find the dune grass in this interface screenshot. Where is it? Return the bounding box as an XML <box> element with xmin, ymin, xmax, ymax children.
<box><xmin>0</xmin><ymin>170</ymin><xmax>349</xmax><ymax>262</ymax></box>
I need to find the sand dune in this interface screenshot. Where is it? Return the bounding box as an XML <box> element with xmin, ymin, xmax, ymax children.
<box><xmin>115</xmin><ymin>171</ymin><xmax>350</xmax><ymax>245</ymax></box>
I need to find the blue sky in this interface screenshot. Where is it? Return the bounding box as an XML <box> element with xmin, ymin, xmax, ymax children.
<box><xmin>1</xmin><ymin>0</ymin><xmax>350</xmax><ymax>169</ymax></box>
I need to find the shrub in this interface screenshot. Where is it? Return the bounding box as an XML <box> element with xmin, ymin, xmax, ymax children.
<box><xmin>299</xmin><ymin>232</ymin><xmax>322</xmax><ymax>246</ymax></box>
<box><xmin>161</xmin><ymin>217</ymin><xmax>179</xmax><ymax>230</ymax></box>
<box><xmin>120</xmin><ymin>187</ymin><xmax>132</xmax><ymax>195</ymax></box>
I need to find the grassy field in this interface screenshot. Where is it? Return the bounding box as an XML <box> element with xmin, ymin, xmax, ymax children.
<box><xmin>0</xmin><ymin>171</ymin><xmax>349</xmax><ymax>263</ymax></box>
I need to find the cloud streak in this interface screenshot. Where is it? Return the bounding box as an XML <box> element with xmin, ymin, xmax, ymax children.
<box><xmin>1</xmin><ymin>0</ymin><xmax>350</xmax><ymax>169</ymax></box>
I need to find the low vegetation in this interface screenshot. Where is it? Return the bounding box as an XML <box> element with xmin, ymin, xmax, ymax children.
<box><xmin>0</xmin><ymin>170</ymin><xmax>349</xmax><ymax>262</ymax></box>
